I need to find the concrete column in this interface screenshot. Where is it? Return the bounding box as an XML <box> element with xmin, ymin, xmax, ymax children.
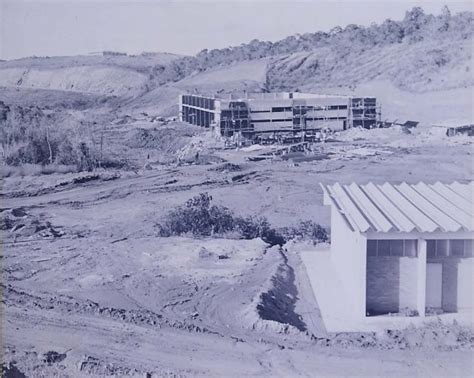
<box><xmin>178</xmin><ymin>95</ymin><xmax>183</xmax><ymax>122</ymax></box>
<box><xmin>416</xmin><ymin>239</ymin><xmax>427</xmax><ymax>317</ymax></box>
<box><xmin>358</xmin><ymin>235</ymin><xmax>368</xmax><ymax>318</ymax></box>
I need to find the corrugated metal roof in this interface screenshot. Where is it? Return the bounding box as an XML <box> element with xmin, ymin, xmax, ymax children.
<box><xmin>321</xmin><ymin>182</ymin><xmax>474</xmax><ymax>233</ymax></box>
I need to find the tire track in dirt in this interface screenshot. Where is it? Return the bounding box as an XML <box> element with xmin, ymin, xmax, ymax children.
<box><xmin>1</xmin><ymin>283</ymin><xmax>220</xmax><ymax>335</ymax></box>
<box><xmin>157</xmin><ymin>245</ymin><xmax>315</xmax><ymax>347</ymax></box>
<box><xmin>152</xmin><ymin>247</ymin><xmax>283</xmax><ymax>342</ymax></box>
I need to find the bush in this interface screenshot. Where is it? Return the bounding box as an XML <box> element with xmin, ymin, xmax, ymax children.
<box><xmin>280</xmin><ymin>220</ymin><xmax>329</xmax><ymax>244</ymax></box>
<box><xmin>156</xmin><ymin>193</ymin><xmax>326</xmax><ymax>246</ymax></box>
<box><xmin>157</xmin><ymin>193</ymin><xmax>235</xmax><ymax>237</ymax></box>
<box><xmin>0</xmin><ymin>102</ymin><xmax>123</xmax><ymax>174</ymax></box>
<box><xmin>234</xmin><ymin>216</ymin><xmax>270</xmax><ymax>239</ymax></box>
<box><xmin>76</xmin><ymin>142</ymin><xmax>97</xmax><ymax>172</ymax></box>
<box><xmin>56</xmin><ymin>139</ymin><xmax>77</xmax><ymax>165</ymax></box>
<box><xmin>235</xmin><ymin>216</ymin><xmax>285</xmax><ymax>246</ymax></box>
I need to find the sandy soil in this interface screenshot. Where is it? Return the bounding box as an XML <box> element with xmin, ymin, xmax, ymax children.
<box><xmin>3</xmin><ymin>235</ymin><xmax>473</xmax><ymax>376</ymax></box>
<box><xmin>2</xmin><ymin>127</ymin><xmax>473</xmax><ymax>376</ymax></box>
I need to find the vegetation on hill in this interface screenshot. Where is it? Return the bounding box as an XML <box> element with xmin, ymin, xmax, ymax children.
<box><xmin>0</xmin><ymin>101</ymin><xmax>122</xmax><ymax>173</ymax></box>
<box><xmin>0</xmin><ymin>7</ymin><xmax>471</xmax><ymax>98</ymax></box>
<box><xmin>168</xmin><ymin>7</ymin><xmax>472</xmax><ymax>79</ymax></box>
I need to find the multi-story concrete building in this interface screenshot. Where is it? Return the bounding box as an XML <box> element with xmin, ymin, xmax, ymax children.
<box><xmin>179</xmin><ymin>92</ymin><xmax>378</xmax><ymax>137</ymax></box>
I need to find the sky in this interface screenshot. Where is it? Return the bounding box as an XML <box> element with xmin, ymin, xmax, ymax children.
<box><xmin>1</xmin><ymin>0</ymin><xmax>472</xmax><ymax>60</ymax></box>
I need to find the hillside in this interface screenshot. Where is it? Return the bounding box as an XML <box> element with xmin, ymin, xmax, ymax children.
<box><xmin>128</xmin><ymin>36</ymin><xmax>472</xmax><ymax>122</ymax></box>
<box><xmin>125</xmin><ymin>59</ymin><xmax>271</xmax><ymax>116</ymax></box>
<box><xmin>0</xmin><ymin>52</ymin><xmax>183</xmax><ymax>96</ymax></box>
<box><xmin>154</xmin><ymin>7</ymin><xmax>473</xmax><ymax>121</ymax></box>
<box><xmin>0</xmin><ymin>7</ymin><xmax>472</xmax><ymax>110</ymax></box>
<box><xmin>267</xmin><ymin>38</ymin><xmax>473</xmax><ymax>93</ymax></box>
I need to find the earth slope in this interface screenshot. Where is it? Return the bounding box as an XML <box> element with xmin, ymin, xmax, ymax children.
<box><xmin>0</xmin><ymin>53</ymin><xmax>183</xmax><ymax>97</ymax></box>
<box><xmin>0</xmin><ymin>35</ymin><xmax>472</xmax><ymax>123</ymax></box>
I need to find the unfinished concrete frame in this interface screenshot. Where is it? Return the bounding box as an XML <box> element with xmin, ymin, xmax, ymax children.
<box><xmin>178</xmin><ymin>93</ymin><xmax>379</xmax><ymax>136</ymax></box>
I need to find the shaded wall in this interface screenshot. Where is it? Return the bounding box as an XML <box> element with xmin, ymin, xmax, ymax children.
<box><xmin>366</xmin><ymin>256</ymin><xmax>418</xmax><ymax>315</ymax></box>
<box><xmin>427</xmin><ymin>257</ymin><xmax>474</xmax><ymax>312</ymax></box>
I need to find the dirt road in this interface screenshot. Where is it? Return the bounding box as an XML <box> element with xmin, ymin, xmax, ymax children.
<box><xmin>3</xmin><ymin>235</ymin><xmax>472</xmax><ymax>377</ymax></box>
<box><xmin>2</xmin><ymin>132</ymin><xmax>473</xmax><ymax>376</ymax></box>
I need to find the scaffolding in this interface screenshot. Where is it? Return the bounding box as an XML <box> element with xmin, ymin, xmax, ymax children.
<box><xmin>347</xmin><ymin>98</ymin><xmax>381</xmax><ymax>129</ymax></box>
<box><xmin>179</xmin><ymin>93</ymin><xmax>381</xmax><ymax>138</ymax></box>
<box><xmin>220</xmin><ymin>101</ymin><xmax>252</xmax><ymax>137</ymax></box>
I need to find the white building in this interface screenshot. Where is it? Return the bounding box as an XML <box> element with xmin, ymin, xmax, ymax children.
<box><xmin>307</xmin><ymin>182</ymin><xmax>473</xmax><ymax>332</ymax></box>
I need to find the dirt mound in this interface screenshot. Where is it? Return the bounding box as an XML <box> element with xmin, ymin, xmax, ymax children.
<box><xmin>79</xmin><ymin>355</ymin><xmax>142</xmax><ymax>376</ymax></box>
<box><xmin>1</xmin><ymin>363</ymin><xmax>27</xmax><ymax>378</ymax></box>
<box><xmin>2</xmin><ymin>172</ymin><xmax>120</xmax><ymax>198</ymax></box>
<box><xmin>125</xmin><ymin>125</ymin><xmax>201</xmax><ymax>153</ymax></box>
<box><xmin>43</xmin><ymin>351</ymin><xmax>67</xmax><ymax>365</ymax></box>
<box><xmin>257</xmin><ymin>251</ymin><xmax>307</xmax><ymax>332</ymax></box>
<box><xmin>378</xmin><ymin>320</ymin><xmax>474</xmax><ymax>350</ymax></box>
<box><xmin>209</xmin><ymin>163</ymin><xmax>242</xmax><ymax>172</ymax></box>
<box><xmin>316</xmin><ymin>320</ymin><xmax>474</xmax><ymax>351</ymax></box>
<box><xmin>336</xmin><ymin>125</ymin><xmax>408</xmax><ymax>142</ymax></box>
<box><xmin>1</xmin><ymin>208</ymin><xmax>64</xmax><ymax>239</ymax></box>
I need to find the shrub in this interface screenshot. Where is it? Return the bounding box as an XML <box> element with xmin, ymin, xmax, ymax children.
<box><xmin>280</xmin><ymin>220</ymin><xmax>329</xmax><ymax>244</ymax></box>
<box><xmin>235</xmin><ymin>216</ymin><xmax>285</xmax><ymax>246</ymax></box>
<box><xmin>234</xmin><ymin>216</ymin><xmax>270</xmax><ymax>239</ymax></box>
<box><xmin>76</xmin><ymin>142</ymin><xmax>97</xmax><ymax>172</ymax></box>
<box><xmin>157</xmin><ymin>193</ymin><xmax>235</xmax><ymax>237</ymax></box>
<box><xmin>156</xmin><ymin>193</ymin><xmax>325</xmax><ymax>246</ymax></box>
<box><xmin>1</xmin><ymin>102</ymin><xmax>123</xmax><ymax>173</ymax></box>
<box><xmin>56</xmin><ymin>139</ymin><xmax>77</xmax><ymax>166</ymax></box>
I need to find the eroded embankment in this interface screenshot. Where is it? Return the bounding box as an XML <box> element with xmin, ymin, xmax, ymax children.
<box><xmin>257</xmin><ymin>249</ymin><xmax>307</xmax><ymax>332</ymax></box>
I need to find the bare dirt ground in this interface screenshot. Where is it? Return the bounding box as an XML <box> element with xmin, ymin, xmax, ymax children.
<box><xmin>2</xmin><ymin>127</ymin><xmax>473</xmax><ymax>376</ymax></box>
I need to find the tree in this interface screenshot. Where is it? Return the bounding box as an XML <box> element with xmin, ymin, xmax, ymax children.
<box><xmin>377</xmin><ymin>19</ymin><xmax>404</xmax><ymax>44</ymax></box>
<box><xmin>438</xmin><ymin>5</ymin><xmax>452</xmax><ymax>32</ymax></box>
<box><xmin>403</xmin><ymin>7</ymin><xmax>428</xmax><ymax>43</ymax></box>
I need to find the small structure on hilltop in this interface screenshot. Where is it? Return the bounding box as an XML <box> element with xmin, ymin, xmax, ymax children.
<box><xmin>432</xmin><ymin>122</ymin><xmax>474</xmax><ymax>137</ymax></box>
<box><xmin>178</xmin><ymin>92</ymin><xmax>380</xmax><ymax>141</ymax></box>
<box><xmin>304</xmin><ymin>182</ymin><xmax>473</xmax><ymax>332</ymax></box>
<box><xmin>379</xmin><ymin>119</ymin><xmax>419</xmax><ymax>129</ymax></box>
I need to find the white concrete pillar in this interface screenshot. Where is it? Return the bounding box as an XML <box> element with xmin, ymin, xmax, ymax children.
<box><xmin>358</xmin><ymin>235</ymin><xmax>368</xmax><ymax>318</ymax></box>
<box><xmin>416</xmin><ymin>239</ymin><xmax>427</xmax><ymax>317</ymax></box>
<box><xmin>178</xmin><ymin>95</ymin><xmax>182</xmax><ymax>122</ymax></box>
